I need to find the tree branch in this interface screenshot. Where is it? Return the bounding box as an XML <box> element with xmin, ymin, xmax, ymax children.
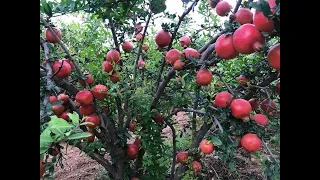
<box><xmin>212</xmin><ymin>71</ymin><xmax>234</xmax><ymax>95</ymax></box>
<box><xmin>163</xmin><ymin>118</ymin><xmax>177</xmax><ymax>180</ymax></box>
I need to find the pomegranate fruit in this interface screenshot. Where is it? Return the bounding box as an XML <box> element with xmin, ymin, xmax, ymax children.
<box><xmin>230</xmin><ymin>99</ymin><xmax>252</xmax><ymax>119</ymax></box>
<box><xmin>237</xmin><ymin>75</ymin><xmax>250</xmax><ymax>86</ymax></box>
<box><xmin>102</xmin><ymin>61</ymin><xmax>113</xmax><ymax>73</ymax></box>
<box><xmin>276</xmin><ymin>81</ymin><xmax>280</xmax><ymax>95</ymax></box>
<box><xmin>215</xmin><ymin>1</ymin><xmax>231</xmax><ymax>16</ymax></box>
<box><xmin>136</xmin><ymin>33</ymin><xmax>143</xmax><ymax>41</ymax></box>
<box><xmin>200</xmin><ymin>139</ymin><xmax>214</xmax><ymax>154</ymax></box>
<box><xmin>268</xmin><ymin>0</ymin><xmax>277</xmax><ymax>13</ymax></box>
<box><xmin>176</xmin><ymin>151</ymin><xmax>188</xmax><ymax>164</ymax></box>
<box><xmin>78</xmin><ymin>74</ymin><xmax>94</xmax><ymax>86</ymax></box>
<box><xmin>92</xmin><ymin>84</ymin><xmax>108</xmax><ymax>100</ymax></box>
<box><xmin>173</xmin><ymin>60</ymin><xmax>184</xmax><ymax>70</ymax></box>
<box><xmin>137</xmin><ymin>60</ymin><xmax>146</xmax><ymax>70</ymax></box>
<box><xmin>183</xmin><ymin>48</ymin><xmax>200</xmax><ymax>60</ymax></box>
<box><xmin>134</xmin><ymin>138</ymin><xmax>141</xmax><ymax>147</ymax></box>
<box><xmin>248</xmin><ymin>98</ymin><xmax>259</xmax><ymax>109</ymax></box>
<box><xmin>49</xmin><ymin>95</ymin><xmax>57</xmax><ymax>104</ymax></box>
<box><xmin>260</xmin><ymin>99</ymin><xmax>276</xmax><ymax>112</ymax></box>
<box><xmin>52</xmin><ymin>105</ymin><xmax>65</xmax><ymax>116</ymax></box>
<box><xmin>129</xmin><ymin>121</ymin><xmax>136</xmax><ymax>132</ymax></box>
<box><xmin>122</xmin><ymin>41</ymin><xmax>134</xmax><ymax>52</ymax></box>
<box><xmin>84</xmin><ymin>131</ymin><xmax>95</xmax><ymax>143</ymax></box>
<box><xmin>57</xmin><ymin>94</ymin><xmax>69</xmax><ymax>104</ymax></box>
<box><xmin>135</xmin><ymin>23</ymin><xmax>143</xmax><ymax>32</ymax></box>
<box><xmin>75</xmin><ymin>90</ymin><xmax>94</xmax><ymax>106</ymax></box>
<box><xmin>235</xmin><ymin>8</ymin><xmax>253</xmax><ymax>25</ymax></box>
<box><xmin>267</xmin><ymin>43</ymin><xmax>280</xmax><ymax>70</ymax></box>
<box><xmin>191</xmin><ymin>161</ymin><xmax>201</xmax><ymax>173</ymax></box>
<box><xmin>179</xmin><ymin>36</ymin><xmax>191</xmax><ymax>47</ymax></box>
<box><xmin>59</xmin><ymin>111</ymin><xmax>70</xmax><ymax>121</ymax></box>
<box><xmin>52</xmin><ymin>60</ymin><xmax>72</xmax><ymax>78</ymax></box>
<box><xmin>79</xmin><ymin>104</ymin><xmax>95</xmax><ymax>115</ymax></box>
<box><xmin>241</xmin><ymin>133</ymin><xmax>261</xmax><ymax>152</ymax></box>
<box><xmin>40</xmin><ymin>160</ymin><xmax>45</xmax><ymax>178</ymax></box>
<box><xmin>155</xmin><ymin>29</ymin><xmax>171</xmax><ymax>47</ymax></box>
<box><xmin>215</xmin><ymin>34</ymin><xmax>239</xmax><ymax>60</ymax></box>
<box><xmin>127</xmin><ymin>144</ymin><xmax>139</xmax><ymax>157</ymax></box>
<box><xmin>49</xmin><ymin>146</ymin><xmax>60</xmax><ymax>156</ymax></box>
<box><xmin>252</xmin><ymin>114</ymin><xmax>269</xmax><ymax>126</ymax></box>
<box><xmin>196</xmin><ymin>69</ymin><xmax>212</xmax><ymax>86</ymax></box>
<box><xmin>215</xmin><ymin>91</ymin><xmax>233</xmax><ymax>108</ymax></box>
<box><xmin>85</xmin><ymin>113</ymin><xmax>100</xmax><ymax>128</ymax></box>
<box><xmin>165</xmin><ymin>49</ymin><xmax>183</xmax><ymax>65</ymax></box>
<box><xmin>154</xmin><ymin>113</ymin><xmax>163</xmax><ymax>123</ymax></box>
<box><xmin>110</xmin><ymin>71</ymin><xmax>120</xmax><ymax>83</ymax></box>
<box><xmin>233</xmin><ymin>24</ymin><xmax>265</xmax><ymax>54</ymax></box>
<box><xmin>136</xmin><ymin>114</ymin><xmax>141</xmax><ymax>122</ymax></box>
<box><xmin>45</xmin><ymin>28</ymin><xmax>62</xmax><ymax>44</ymax></box>
<box><xmin>106</xmin><ymin>49</ymin><xmax>121</xmax><ymax>63</ymax></box>
<box><xmin>253</xmin><ymin>11</ymin><xmax>274</xmax><ymax>33</ymax></box>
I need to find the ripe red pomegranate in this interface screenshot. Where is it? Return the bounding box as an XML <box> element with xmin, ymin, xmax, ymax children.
<box><xmin>215</xmin><ymin>34</ymin><xmax>239</xmax><ymax>60</ymax></box>
<box><xmin>154</xmin><ymin>113</ymin><xmax>163</xmax><ymax>123</ymax></box>
<box><xmin>200</xmin><ymin>139</ymin><xmax>214</xmax><ymax>154</ymax></box>
<box><xmin>134</xmin><ymin>138</ymin><xmax>141</xmax><ymax>147</ymax></box>
<box><xmin>102</xmin><ymin>61</ymin><xmax>113</xmax><ymax>73</ymax></box>
<box><xmin>237</xmin><ymin>75</ymin><xmax>250</xmax><ymax>86</ymax></box>
<box><xmin>52</xmin><ymin>105</ymin><xmax>64</xmax><ymax>116</ymax></box>
<box><xmin>63</xmin><ymin>58</ymin><xmax>74</xmax><ymax>69</ymax></box>
<box><xmin>106</xmin><ymin>49</ymin><xmax>121</xmax><ymax>63</ymax></box>
<box><xmin>142</xmin><ymin>44</ymin><xmax>149</xmax><ymax>51</ymax></box>
<box><xmin>79</xmin><ymin>104</ymin><xmax>95</xmax><ymax>115</ymax></box>
<box><xmin>183</xmin><ymin>48</ymin><xmax>200</xmax><ymax>60</ymax></box>
<box><xmin>179</xmin><ymin>36</ymin><xmax>191</xmax><ymax>47</ymax></box>
<box><xmin>122</xmin><ymin>41</ymin><xmax>134</xmax><ymax>52</ymax></box>
<box><xmin>215</xmin><ymin>1</ymin><xmax>231</xmax><ymax>16</ymax></box>
<box><xmin>268</xmin><ymin>0</ymin><xmax>277</xmax><ymax>13</ymax></box>
<box><xmin>127</xmin><ymin>144</ymin><xmax>139</xmax><ymax>157</ymax></box>
<box><xmin>253</xmin><ymin>11</ymin><xmax>274</xmax><ymax>33</ymax></box>
<box><xmin>137</xmin><ymin>60</ymin><xmax>146</xmax><ymax>70</ymax></box>
<box><xmin>260</xmin><ymin>99</ymin><xmax>276</xmax><ymax>112</ymax></box>
<box><xmin>252</xmin><ymin>114</ymin><xmax>269</xmax><ymax>126</ymax></box>
<box><xmin>75</xmin><ymin>90</ymin><xmax>94</xmax><ymax>106</ymax></box>
<box><xmin>241</xmin><ymin>133</ymin><xmax>261</xmax><ymax>152</ymax></box>
<box><xmin>135</xmin><ymin>23</ymin><xmax>143</xmax><ymax>32</ymax></box>
<box><xmin>276</xmin><ymin>81</ymin><xmax>280</xmax><ymax>95</ymax></box>
<box><xmin>176</xmin><ymin>151</ymin><xmax>188</xmax><ymax>164</ymax></box>
<box><xmin>233</xmin><ymin>24</ymin><xmax>265</xmax><ymax>54</ymax></box>
<box><xmin>215</xmin><ymin>91</ymin><xmax>233</xmax><ymax>108</ymax></box>
<box><xmin>230</xmin><ymin>99</ymin><xmax>252</xmax><ymax>119</ymax></box>
<box><xmin>129</xmin><ymin>121</ymin><xmax>136</xmax><ymax>132</ymax></box>
<box><xmin>49</xmin><ymin>96</ymin><xmax>57</xmax><ymax>104</ymax></box>
<box><xmin>52</xmin><ymin>60</ymin><xmax>72</xmax><ymax>78</ymax></box>
<box><xmin>79</xmin><ymin>74</ymin><xmax>94</xmax><ymax>86</ymax></box>
<box><xmin>92</xmin><ymin>84</ymin><xmax>108</xmax><ymax>100</ymax></box>
<box><xmin>84</xmin><ymin>131</ymin><xmax>95</xmax><ymax>143</ymax></box>
<box><xmin>49</xmin><ymin>146</ymin><xmax>60</xmax><ymax>156</ymax></box>
<box><xmin>59</xmin><ymin>111</ymin><xmax>70</xmax><ymax>121</ymax></box>
<box><xmin>165</xmin><ymin>49</ymin><xmax>183</xmax><ymax>65</ymax></box>
<box><xmin>136</xmin><ymin>33</ymin><xmax>143</xmax><ymax>41</ymax></box>
<box><xmin>267</xmin><ymin>43</ymin><xmax>280</xmax><ymax>70</ymax></box>
<box><xmin>155</xmin><ymin>29</ymin><xmax>171</xmax><ymax>47</ymax></box>
<box><xmin>85</xmin><ymin>114</ymin><xmax>100</xmax><ymax>128</ymax></box>
<box><xmin>173</xmin><ymin>60</ymin><xmax>184</xmax><ymax>70</ymax></box>
<box><xmin>196</xmin><ymin>69</ymin><xmax>212</xmax><ymax>86</ymax></box>
<box><xmin>57</xmin><ymin>94</ymin><xmax>69</xmax><ymax>104</ymax></box>
<box><xmin>110</xmin><ymin>71</ymin><xmax>120</xmax><ymax>83</ymax></box>
<box><xmin>248</xmin><ymin>98</ymin><xmax>259</xmax><ymax>109</ymax></box>
<box><xmin>235</xmin><ymin>8</ymin><xmax>253</xmax><ymax>25</ymax></box>
<box><xmin>45</xmin><ymin>28</ymin><xmax>62</xmax><ymax>44</ymax></box>
<box><xmin>191</xmin><ymin>161</ymin><xmax>201</xmax><ymax>173</ymax></box>
<box><xmin>40</xmin><ymin>160</ymin><xmax>45</xmax><ymax>178</ymax></box>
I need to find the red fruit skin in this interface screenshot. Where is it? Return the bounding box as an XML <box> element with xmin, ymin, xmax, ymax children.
<box><xmin>179</xmin><ymin>36</ymin><xmax>191</xmax><ymax>47</ymax></box>
<box><xmin>230</xmin><ymin>99</ymin><xmax>252</xmax><ymax>119</ymax></box>
<box><xmin>200</xmin><ymin>139</ymin><xmax>214</xmax><ymax>154</ymax></box>
<box><xmin>137</xmin><ymin>60</ymin><xmax>146</xmax><ymax>70</ymax></box>
<box><xmin>49</xmin><ymin>146</ymin><xmax>60</xmax><ymax>156</ymax></box>
<box><xmin>191</xmin><ymin>161</ymin><xmax>201</xmax><ymax>173</ymax></box>
<box><xmin>136</xmin><ymin>33</ymin><xmax>143</xmax><ymax>41</ymax></box>
<box><xmin>154</xmin><ymin>113</ymin><xmax>163</xmax><ymax>123</ymax></box>
<box><xmin>106</xmin><ymin>49</ymin><xmax>121</xmax><ymax>63</ymax></box>
<box><xmin>155</xmin><ymin>30</ymin><xmax>171</xmax><ymax>47</ymax></box>
<box><xmin>136</xmin><ymin>114</ymin><xmax>142</xmax><ymax>122</ymax></box>
<box><xmin>49</xmin><ymin>96</ymin><xmax>57</xmax><ymax>104</ymax></box>
<box><xmin>85</xmin><ymin>114</ymin><xmax>101</xmax><ymax>129</ymax></box>
<box><xmin>135</xmin><ymin>23</ymin><xmax>143</xmax><ymax>32</ymax></box>
<box><xmin>248</xmin><ymin>98</ymin><xmax>259</xmax><ymax>109</ymax></box>
<box><xmin>267</xmin><ymin>43</ymin><xmax>280</xmax><ymax>70</ymax></box>
<box><xmin>237</xmin><ymin>75</ymin><xmax>250</xmax><ymax>86</ymax></box>
<box><xmin>52</xmin><ymin>60</ymin><xmax>72</xmax><ymax>78</ymax></box>
<box><xmin>215</xmin><ymin>1</ymin><xmax>231</xmax><ymax>16</ymax></box>
<box><xmin>45</xmin><ymin>28</ymin><xmax>62</xmax><ymax>43</ymax></box>
<box><xmin>76</xmin><ymin>90</ymin><xmax>94</xmax><ymax>106</ymax></box>
<box><xmin>268</xmin><ymin>0</ymin><xmax>277</xmax><ymax>13</ymax></box>
<box><xmin>165</xmin><ymin>49</ymin><xmax>183</xmax><ymax>65</ymax></box>
<box><xmin>253</xmin><ymin>11</ymin><xmax>274</xmax><ymax>33</ymax></box>
<box><xmin>79</xmin><ymin>105</ymin><xmax>95</xmax><ymax>115</ymax></box>
<box><xmin>79</xmin><ymin>74</ymin><xmax>94</xmax><ymax>86</ymax></box>
<box><xmin>84</xmin><ymin>131</ymin><xmax>95</xmax><ymax>143</ymax></box>
<box><xmin>241</xmin><ymin>133</ymin><xmax>261</xmax><ymax>152</ymax></box>
<box><xmin>215</xmin><ymin>91</ymin><xmax>233</xmax><ymax>108</ymax></box>
<box><xmin>183</xmin><ymin>48</ymin><xmax>200</xmax><ymax>60</ymax></box>
<box><xmin>57</xmin><ymin>94</ymin><xmax>69</xmax><ymax>104</ymax></box>
<box><xmin>92</xmin><ymin>84</ymin><xmax>108</xmax><ymax>100</ymax></box>
<box><xmin>235</xmin><ymin>8</ymin><xmax>253</xmax><ymax>25</ymax></box>
<box><xmin>134</xmin><ymin>138</ymin><xmax>141</xmax><ymax>147</ymax></box>
<box><xmin>215</xmin><ymin>34</ymin><xmax>239</xmax><ymax>60</ymax></box>
<box><xmin>102</xmin><ymin>61</ymin><xmax>113</xmax><ymax>73</ymax></box>
<box><xmin>127</xmin><ymin>144</ymin><xmax>139</xmax><ymax>157</ymax></box>
<box><xmin>173</xmin><ymin>60</ymin><xmax>184</xmax><ymax>70</ymax></box>
<box><xmin>276</xmin><ymin>81</ymin><xmax>280</xmax><ymax>95</ymax></box>
<box><xmin>252</xmin><ymin>114</ymin><xmax>269</xmax><ymax>126</ymax></box>
<box><xmin>129</xmin><ymin>121</ymin><xmax>136</xmax><ymax>132</ymax></box>
<box><xmin>59</xmin><ymin>111</ymin><xmax>70</xmax><ymax>121</ymax></box>
<box><xmin>176</xmin><ymin>152</ymin><xmax>188</xmax><ymax>164</ymax></box>
<box><xmin>52</xmin><ymin>105</ymin><xmax>65</xmax><ymax>116</ymax></box>
<box><xmin>233</xmin><ymin>24</ymin><xmax>265</xmax><ymax>54</ymax></box>
<box><xmin>196</xmin><ymin>69</ymin><xmax>212</xmax><ymax>86</ymax></box>
<box><xmin>260</xmin><ymin>99</ymin><xmax>276</xmax><ymax>112</ymax></box>
<box><xmin>110</xmin><ymin>71</ymin><xmax>120</xmax><ymax>83</ymax></box>
<box><xmin>40</xmin><ymin>160</ymin><xmax>45</xmax><ymax>178</ymax></box>
<box><xmin>122</xmin><ymin>41</ymin><xmax>134</xmax><ymax>52</ymax></box>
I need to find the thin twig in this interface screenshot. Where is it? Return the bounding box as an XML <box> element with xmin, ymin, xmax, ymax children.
<box><xmin>213</xmin><ymin>71</ymin><xmax>234</xmax><ymax>95</ymax></box>
<box><xmin>163</xmin><ymin>119</ymin><xmax>177</xmax><ymax>180</ymax></box>
<box><xmin>212</xmin><ymin>115</ymin><xmax>223</xmax><ymax>133</ymax></box>
<box><xmin>262</xmin><ymin>139</ymin><xmax>280</xmax><ymax>167</ymax></box>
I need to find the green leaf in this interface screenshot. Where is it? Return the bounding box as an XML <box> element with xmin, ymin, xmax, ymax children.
<box><xmin>68</xmin><ymin>112</ymin><xmax>80</xmax><ymax>125</ymax></box>
<box><xmin>40</xmin><ymin>128</ymin><xmax>54</xmax><ymax>143</ymax></box>
<box><xmin>211</xmin><ymin>136</ymin><xmax>222</xmax><ymax>146</ymax></box>
<box><xmin>249</xmin><ymin>0</ymin><xmax>272</xmax><ymax>18</ymax></box>
<box><xmin>66</xmin><ymin>132</ymin><xmax>92</xmax><ymax>140</ymax></box>
<box><xmin>40</xmin><ymin>146</ymin><xmax>48</xmax><ymax>154</ymax></box>
<box><xmin>49</xmin><ymin>116</ymin><xmax>74</xmax><ymax>128</ymax></box>
<box><xmin>79</xmin><ymin>122</ymin><xmax>94</xmax><ymax>126</ymax></box>
<box><xmin>228</xmin><ymin>161</ymin><xmax>236</xmax><ymax>171</ymax></box>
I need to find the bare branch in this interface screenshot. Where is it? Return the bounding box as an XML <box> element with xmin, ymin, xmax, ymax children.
<box><xmin>262</xmin><ymin>138</ymin><xmax>280</xmax><ymax>167</ymax></box>
<box><xmin>233</xmin><ymin>0</ymin><xmax>243</xmax><ymax>13</ymax></box>
<box><xmin>212</xmin><ymin>71</ymin><xmax>234</xmax><ymax>95</ymax></box>
<box><xmin>198</xmin><ymin>31</ymin><xmax>225</xmax><ymax>54</ymax></box>
<box><xmin>108</xmin><ymin>17</ymin><xmax>120</xmax><ymax>53</ymax></box>
<box><xmin>212</xmin><ymin>115</ymin><xmax>223</xmax><ymax>133</ymax></box>
<box><xmin>163</xmin><ymin>119</ymin><xmax>177</xmax><ymax>180</ymax></box>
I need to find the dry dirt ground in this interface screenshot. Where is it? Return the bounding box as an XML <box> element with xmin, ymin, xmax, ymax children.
<box><xmin>53</xmin><ymin>112</ymin><xmax>274</xmax><ymax>180</ymax></box>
